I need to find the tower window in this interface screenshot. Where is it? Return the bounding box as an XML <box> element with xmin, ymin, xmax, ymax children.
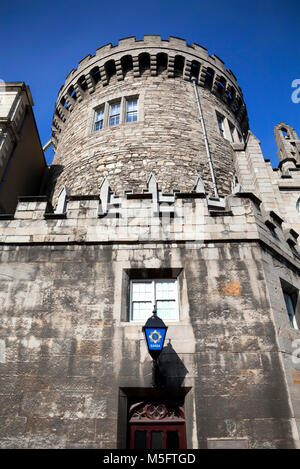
<box><xmin>94</xmin><ymin>106</ymin><xmax>104</xmax><ymax>130</ymax></box>
<box><xmin>229</xmin><ymin>122</ymin><xmax>235</xmax><ymax>142</ymax></box>
<box><xmin>216</xmin><ymin>113</ymin><xmax>225</xmax><ymax>138</ymax></box>
<box><xmin>109</xmin><ymin>101</ymin><xmax>121</xmax><ymax>126</ymax></box>
<box><xmin>130</xmin><ymin>279</ymin><xmax>178</xmax><ymax>322</ymax></box>
<box><xmin>126</xmin><ymin>98</ymin><xmax>138</xmax><ymax>122</ymax></box>
<box><xmin>284</xmin><ymin>292</ymin><xmax>299</xmax><ymax>330</ymax></box>
<box><xmin>281</xmin><ymin>280</ymin><xmax>299</xmax><ymax>330</ymax></box>
<box><xmin>296</xmin><ymin>198</ymin><xmax>300</xmax><ymax>214</ymax></box>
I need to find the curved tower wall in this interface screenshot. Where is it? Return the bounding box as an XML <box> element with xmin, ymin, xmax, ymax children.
<box><xmin>49</xmin><ymin>36</ymin><xmax>249</xmax><ymax>202</ymax></box>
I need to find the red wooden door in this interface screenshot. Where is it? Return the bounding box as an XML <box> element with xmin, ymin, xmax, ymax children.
<box><xmin>129</xmin><ymin>402</ymin><xmax>187</xmax><ymax>449</ymax></box>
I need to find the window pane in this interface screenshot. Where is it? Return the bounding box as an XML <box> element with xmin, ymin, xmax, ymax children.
<box><xmin>94</xmin><ymin>121</ymin><xmax>102</xmax><ymax>131</ymax></box>
<box><xmin>151</xmin><ymin>431</ymin><xmax>163</xmax><ymax>449</ymax></box>
<box><xmin>156</xmin><ymin>281</ymin><xmax>175</xmax><ymax>300</ymax></box>
<box><xmin>157</xmin><ymin>300</ymin><xmax>177</xmax><ymax>320</ymax></box>
<box><xmin>94</xmin><ymin>108</ymin><xmax>104</xmax><ymax>131</ymax></box>
<box><xmin>132</xmin><ymin>282</ymin><xmax>152</xmax><ymax>301</ymax></box>
<box><xmin>126</xmin><ymin>99</ymin><xmax>138</xmax><ymax>123</ymax></box>
<box><xmin>126</xmin><ymin>111</ymin><xmax>137</xmax><ymax>122</ymax></box>
<box><xmin>132</xmin><ymin>302</ymin><xmax>153</xmax><ymax>321</ymax></box>
<box><xmin>109</xmin><ymin>102</ymin><xmax>120</xmax><ymax>126</ymax></box>
<box><xmin>167</xmin><ymin>431</ymin><xmax>179</xmax><ymax>449</ymax></box>
<box><xmin>134</xmin><ymin>430</ymin><xmax>147</xmax><ymax>449</ymax></box>
<box><xmin>284</xmin><ymin>293</ymin><xmax>298</xmax><ymax>329</ymax></box>
<box><xmin>96</xmin><ymin>108</ymin><xmax>104</xmax><ymax>120</ymax></box>
<box><xmin>110</xmin><ymin>103</ymin><xmax>120</xmax><ymax>115</ymax></box>
<box><xmin>127</xmin><ymin>99</ymin><xmax>138</xmax><ymax>111</ymax></box>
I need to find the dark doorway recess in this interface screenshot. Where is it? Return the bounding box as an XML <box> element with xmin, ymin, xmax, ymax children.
<box><xmin>117</xmin><ymin>387</ymin><xmax>191</xmax><ymax>449</ymax></box>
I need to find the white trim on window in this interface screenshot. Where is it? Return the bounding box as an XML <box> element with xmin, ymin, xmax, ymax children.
<box><xmin>130</xmin><ymin>279</ymin><xmax>179</xmax><ymax>322</ymax></box>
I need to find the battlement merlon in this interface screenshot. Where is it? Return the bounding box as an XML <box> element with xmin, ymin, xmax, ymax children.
<box><xmin>0</xmin><ymin>189</ymin><xmax>299</xmax><ymax>271</ymax></box>
<box><xmin>54</xmin><ymin>35</ymin><xmax>247</xmax><ymax>127</ymax></box>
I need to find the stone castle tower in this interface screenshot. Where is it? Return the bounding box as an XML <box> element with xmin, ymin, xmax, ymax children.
<box><xmin>0</xmin><ymin>36</ymin><xmax>300</xmax><ymax>449</ymax></box>
<box><xmin>48</xmin><ymin>35</ymin><xmax>248</xmax><ymax>201</ymax></box>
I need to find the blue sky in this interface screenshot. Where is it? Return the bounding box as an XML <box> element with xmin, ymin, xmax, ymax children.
<box><xmin>1</xmin><ymin>0</ymin><xmax>299</xmax><ymax>165</ymax></box>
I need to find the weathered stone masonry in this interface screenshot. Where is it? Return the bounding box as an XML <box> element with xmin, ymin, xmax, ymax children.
<box><xmin>0</xmin><ymin>35</ymin><xmax>300</xmax><ymax>449</ymax></box>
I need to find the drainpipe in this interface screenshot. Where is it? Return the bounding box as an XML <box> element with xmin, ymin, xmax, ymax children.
<box><xmin>43</xmin><ymin>139</ymin><xmax>52</xmax><ymax>152</ymax></box>
<box><xmin>191</xmin><ymin>77</ymin><xmax>219</xmax><ymax>199</ymax></box>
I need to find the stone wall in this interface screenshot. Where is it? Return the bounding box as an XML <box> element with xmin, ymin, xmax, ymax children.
<box><xmin>0</xmin><ymin>188</ymin><xmax>299</xmax><ymax>448</ymax></box>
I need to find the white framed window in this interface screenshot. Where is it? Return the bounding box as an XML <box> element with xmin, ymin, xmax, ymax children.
<box><xmin>228</xmin><ymin>122</ymin><xmax>235</xmax><ymax>142</ymax></box>
<box><xmin>94</xmin><ymin>106</ymin><xmax>104</xmax><ymax>131</ymax></box>
<box><xmin>216</xmin><ymin>113</ymin><xmax>225</xmax><ymax>138</ymax></box>
<box><xmin>109</xmin><ymin>101</ymin><xmax>121</xmax><ymax>126</ymax></box>
<box><xmin>126</xmin><ymin>98</ymin><xmax>138</xmax><ymax>122</ymax></box>
<box><xmin>130</xmin><ymin>279</ymin><xmax>179</xmax><ymax>322</ymax></box>
<box><xmin>284</xmin><ymin>292</ymin><xmax>299</xmax><ymax>330</ymax></box>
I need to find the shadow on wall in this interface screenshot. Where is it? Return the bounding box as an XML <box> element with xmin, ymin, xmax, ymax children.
<box><xmin>157</xmin><ymin>342</ymin><xmax>188</xmax><ymax>387</ymax></box>
<box><xmin>41</xmin><ymin>164</ymin><xmax>64</xmax><ymax>200</ymax></box>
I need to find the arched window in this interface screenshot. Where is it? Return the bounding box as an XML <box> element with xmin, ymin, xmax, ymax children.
<box><xmin>281</xmin><ymin>127</ymin><xmax>290</xmax><ymax>139</ymax></box>
<box><xmin>78</xmin><ymin>75</ymin><xmax>88</xmax><ymax>92</ymax></box>
<box><xmin>204</xmin><ymin>67</ymin><xmax>214</xmax><ymax>89</ymax></box>
<box><xmin>190</xmin><ymin>61</ymin><xmax>200</xmax><ymax>81</ymax></box>
<box><xmin>139</xmin><ymin>53</ymin><xmax>150</xmax><ymax>75</ymax></box>
<box><xmin>68</xmin><ymin>85</ymin><xmax>77</xmax><ymax>100</ymax></box>
<box><xmin>60</xmin><ymin>97</ymin><xmax>68</xmax><ymax>110</ymax></box>
<box><xmin>157</xmin><ymin>52</ymin><xmax>168</xmax><ymax>75</ymax></box>
<box><xmin>227</xmin><ymin>85</ymin><xmax>236</xmax><ymax>104</ymax></box>
<box><xmin>174</xmin><ymin>55</ymin><xmax>184</xmax><ymax>77</ymax></box>
<box><xmin>90</xmin><ymin>66</ymin><xmax>101</xmax><ymax>85</ymax></box>
<box><xmin>234</xmin><ymin>96</ymin><xmax>242</xmax><ymax>115</ymax></box>
<box><xmin>297</xmin><ymin>198</ymin><xmax>300</xmax><ymax>214</ymax></box>
<box><xmin>121</xmin><ymin>55</ymin><xmax>133</xmax><ymax>78</ymax></box>
<box><xmin>104</xmin><ymin>60</ymin><xmax>116</xmax><ymax>83</ymax></box>
<box><xmin>216</xmin><ymin>76</ymin><xmax>226</xmax><ymax>94</ymax></box>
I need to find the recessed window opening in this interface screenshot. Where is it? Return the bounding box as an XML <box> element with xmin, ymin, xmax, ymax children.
<box><xmin>234</xmin><ymin>97</ymin><xmax>242</xmax><ymax>115</ymax></box>
<box><xmin>55</xmin><ymin>109</ymin><xmax>62</xmax><ymax>120</ymax></box>
<box><xmin>94</xmin><ymin>106</ymin><xmax>104</xmax><ymax>130</ymax></box>
<box><xmin>60</xmin><ymin>97</ymin><xmax>68</xmax><ymax>110</ymax></box>
<box><xmin>296</xmin><ymin>198</ymin><xmax>300</xmax><ymax>214</ymax></box>
<box><xmin>105</xmin><ymin>60</ymin><xmax>116</xmax><ymax>83</ymax></box>
<box><xmin>157</xmin><ymin>53</ymin><xmax>168</xmax><ymax>75</ymax></box>
<box><xmin>204</xmin><ymin>67</ymin><xmax>214</xmax><ymax>89</ymax></box>
<box><xmin>174</xmin><ymin>55</ymin><xmax>184</xmax><ymax>77</ymax></box>
<box><xmin>190</xmin><ymin>61</ymin><xmax>200</xmax><ymax>81</ymax></box>
<box><xmin>90</xmin><ymin>66</ymin><xmax>101</xmax><ymax>85</ymax></box>
<box><xmin>227</xmin><ymin>86</ymin><xmax>235</xmax><ymax>104</ymax></box>
<box><xmin>68</xmin><ymin>86</ymin><xmax>77</xmax><ymax>100</ymax></box>
<box><xmin>216</xmin><ymin>76</ymin><xmax>226</xmax><ymax>94</ymax></box>
<box><xmin>281</xmin><ymin>279</ymin><xmax>299</xmax><ymax>330</ymax></box>
<box><xmin>216</xmin><ymin>113</ymin><xmax>225</xmax><ymax>138</ymax></box>
<box><xmin>126</xmin><ymin>98</ymin><xmax>138</xmax><ymax>122</ymax></box>
<box><xmin>281</xmin><ymin>128</ymin><xmax>290</xmax><ymax>139</ymax></box>
<box><xmin>284</xmin><ymin>292</ymin><xmax>299</xmax><ymax>330</ymax></box>
<box><xmin>121</xmin><ymin>55</ymin><xmax>133</xmax><ymax>77</ymax></box>
<box><xmin>78</xmin><ymin>75</ymin><xmax>88</xmax><ymax>91</ymax></box>
<box><xmin>139</xmin><ymin>53</ymin><xmax>150</xmax><ymax>75</ymax></box>
<box><xmin>130</xmin><ymin>279</ymin><xmax>179</xmax><ymax>322</ymax></box>
<box><xmin>229</xmin><ymin>122</ymin><xmax>235</xmax><ymax>142</ymax></box>
<box><xmin>109</xmin><ymin>101</ymin><xmax>121</xmax><ymax>126</ymax></box>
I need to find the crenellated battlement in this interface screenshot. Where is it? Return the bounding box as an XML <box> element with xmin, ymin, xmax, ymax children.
<box><xmin>52</xmin><ymin>35</ymin><xmax>248</xmax><ymax>143</ymax></box>
<box><xmin>1</xmin><ymin>177</ymin><xmax>299</xmax><ymax>270</ymax></box>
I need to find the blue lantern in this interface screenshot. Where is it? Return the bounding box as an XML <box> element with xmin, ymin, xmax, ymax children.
<box><xmin>143</xmin><ymin>306</ymin><xmax>168</xmax><ymax>361</ymax></box>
